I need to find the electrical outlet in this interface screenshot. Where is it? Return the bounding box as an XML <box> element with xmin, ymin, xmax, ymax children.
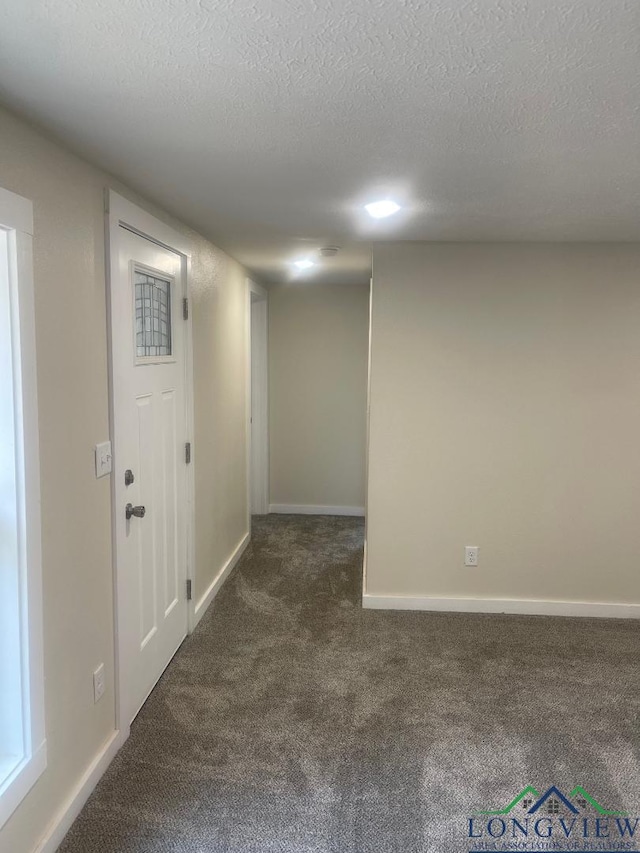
<box><xmin>93</xmin><ymin>663</ymin><xmax>105</xmax><ymax>703</ymax></box>
<box><xmin>465</xmin><ymin>546</ymin><xmax>479</xmax><ymax>567</ymax></box>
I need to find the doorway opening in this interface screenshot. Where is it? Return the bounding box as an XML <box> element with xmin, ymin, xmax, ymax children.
<box><xmin>248</xmin><ymin>280</ymin><xmax>269</xmax><ymax>517</ymax></box>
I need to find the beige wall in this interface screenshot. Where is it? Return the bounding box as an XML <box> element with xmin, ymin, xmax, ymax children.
<box><xmin>192</xmin><ymin>247</ymin><xmax>249</xmax><ymax>601</ymax></box>
<box><xmin>0</xmin><ymin>106</ymin><xmax>250</xmax><ymax>853</ymax></box>
<box><xmin>367</xmin><ymin>243</ymin><xmax>640</xmax><ymax>606</ymax></box>
<box><xmin>269</xmin><ymin>282</ymin><xmax>370</xmax><ymax>509</ymax></box>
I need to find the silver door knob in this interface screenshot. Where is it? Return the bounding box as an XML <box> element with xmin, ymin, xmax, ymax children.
<box><xmin>125</xmin><ymin>503</ymin><xmax>146</xmax><ymax>520</ymax></box>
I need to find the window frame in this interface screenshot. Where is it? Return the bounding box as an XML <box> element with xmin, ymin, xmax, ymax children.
<box><xmin>0</xmin><ymin>186</ymin><xmax>46</xmax><ymax>829</ymax></box>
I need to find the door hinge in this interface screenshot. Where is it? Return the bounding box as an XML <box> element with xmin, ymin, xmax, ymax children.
<box><xmin>185</xmin><ymin>441</ymin><xmax>191</xmax><ymax>464</ymax></box>
<box><xmin>182</xmin><ymin>297</ymin><xmax>189</xmax><ymax>320</ymax></box>
<box><xmin>186</xmin><ymin>579</ymin><xmax>192</xmax><ymax>601</ymax></box>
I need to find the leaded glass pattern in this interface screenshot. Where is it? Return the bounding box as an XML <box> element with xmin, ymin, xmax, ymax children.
<box><xmin>135</xmin><ymin>270</ymin><xmax>172</xmax><ymax>358</ymax></box>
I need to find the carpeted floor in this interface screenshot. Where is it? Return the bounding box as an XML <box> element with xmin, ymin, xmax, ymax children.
<box><xmin>60</xmin><ymin>514</ymin><xmax>640</xmax><ymax>852</ymax></box>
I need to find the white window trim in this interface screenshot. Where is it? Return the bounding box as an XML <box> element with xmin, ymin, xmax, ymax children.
<box><xmin>0</xmin><ymin>186</ymin><xmax>46</xmax><ymax>829</ymax></box>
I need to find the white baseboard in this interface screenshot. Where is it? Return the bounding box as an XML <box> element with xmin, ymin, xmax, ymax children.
<box><xmin>361</xmin><ymin>594</ymin><xmax>640</xmax><ymax>619</ymax></box>
<box><xmin>361</xmin><ymin>538</ymin><xmax>368</xmax><ymax>598</ymax></box>
<box><xmin>192</xmin><ymin>531</ymin><xmax>250</xmax><ymax>626</ymax></box>
<box><xmin>269</xmin><ymin>504</ymin><xmax>365</xmax><ymax>517</ymax></box>
<box><xmin>34</xmin><ymin>729</ymin><xmax>125</xmax><ymax>853</ymax></box>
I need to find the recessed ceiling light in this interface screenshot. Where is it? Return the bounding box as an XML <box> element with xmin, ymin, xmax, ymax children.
<box><xmin>293</xmin><ymin>258</ymin><xmax>315</xmax><ymax>270</ymax></box>
<box><xmin>364</xmin><ymin>200</ymin><xmax>401</xmax><ymax>219</ymax></box>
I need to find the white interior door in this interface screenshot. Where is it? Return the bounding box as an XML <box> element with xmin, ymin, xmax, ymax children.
<box><xmin>110</xmin><ymin>224</ymin><xmax>189</xmax><ymax>725</ymax></box>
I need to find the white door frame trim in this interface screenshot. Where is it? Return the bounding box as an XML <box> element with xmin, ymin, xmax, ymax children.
<box><xmin>105</xmin><ymin>190</ymin><xmax>195</xmax><ymax>737</ymax></box>
<box><xmin>246</xmin><ymin>279</ymin><xmax>269</xmax><ymax>520</ymax></box>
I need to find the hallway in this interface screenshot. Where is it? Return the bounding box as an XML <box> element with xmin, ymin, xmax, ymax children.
<box><xmin>60</xmin><ymin>516</ymin><xmax>640</xmax><ymax>852</ymax></box>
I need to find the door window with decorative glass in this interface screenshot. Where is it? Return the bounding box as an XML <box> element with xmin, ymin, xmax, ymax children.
<box><xmin>134</xmin><ymin>267</ymin><xmax>173</xmax><ymax>360</ymax></box>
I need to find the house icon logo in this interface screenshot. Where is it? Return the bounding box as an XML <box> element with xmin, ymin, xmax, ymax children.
<box><xmin>467</xmin><ymin>784</ymin><xmax>638</xmax><ymax>852</ymax></box>
<box><xmin>477</xmin><ymin>784</ymin><xmax>628</xmax><ymax>817</ymax></box>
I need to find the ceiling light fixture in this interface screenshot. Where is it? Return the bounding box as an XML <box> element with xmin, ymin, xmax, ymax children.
<box><xmin>364</xmin><ymin>200</ymin><xmax>401</xmax><ymax>219</ymax></box>
<box><xmin>293</xmin><ymin>258</ymin><xmax>315</xmax><ymax>270</ymax></box>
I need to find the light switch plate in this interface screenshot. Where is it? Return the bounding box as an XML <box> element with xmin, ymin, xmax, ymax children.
<box><xmin>95</xmin><ymin>441</ymin><xmax>112</xmax><ymax>478</ymax></box>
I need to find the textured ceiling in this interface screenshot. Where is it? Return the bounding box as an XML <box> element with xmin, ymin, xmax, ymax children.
<box><xmin>1</xmin><ymin>1</ymin><xmax>639</xmax><ymax>284</ymax></box>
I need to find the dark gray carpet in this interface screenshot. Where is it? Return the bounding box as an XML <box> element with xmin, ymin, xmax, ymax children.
<box><xmin>60</xmin><ymin>515</ymin><xmax>640</xmax><ymax>852</ymax></box>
